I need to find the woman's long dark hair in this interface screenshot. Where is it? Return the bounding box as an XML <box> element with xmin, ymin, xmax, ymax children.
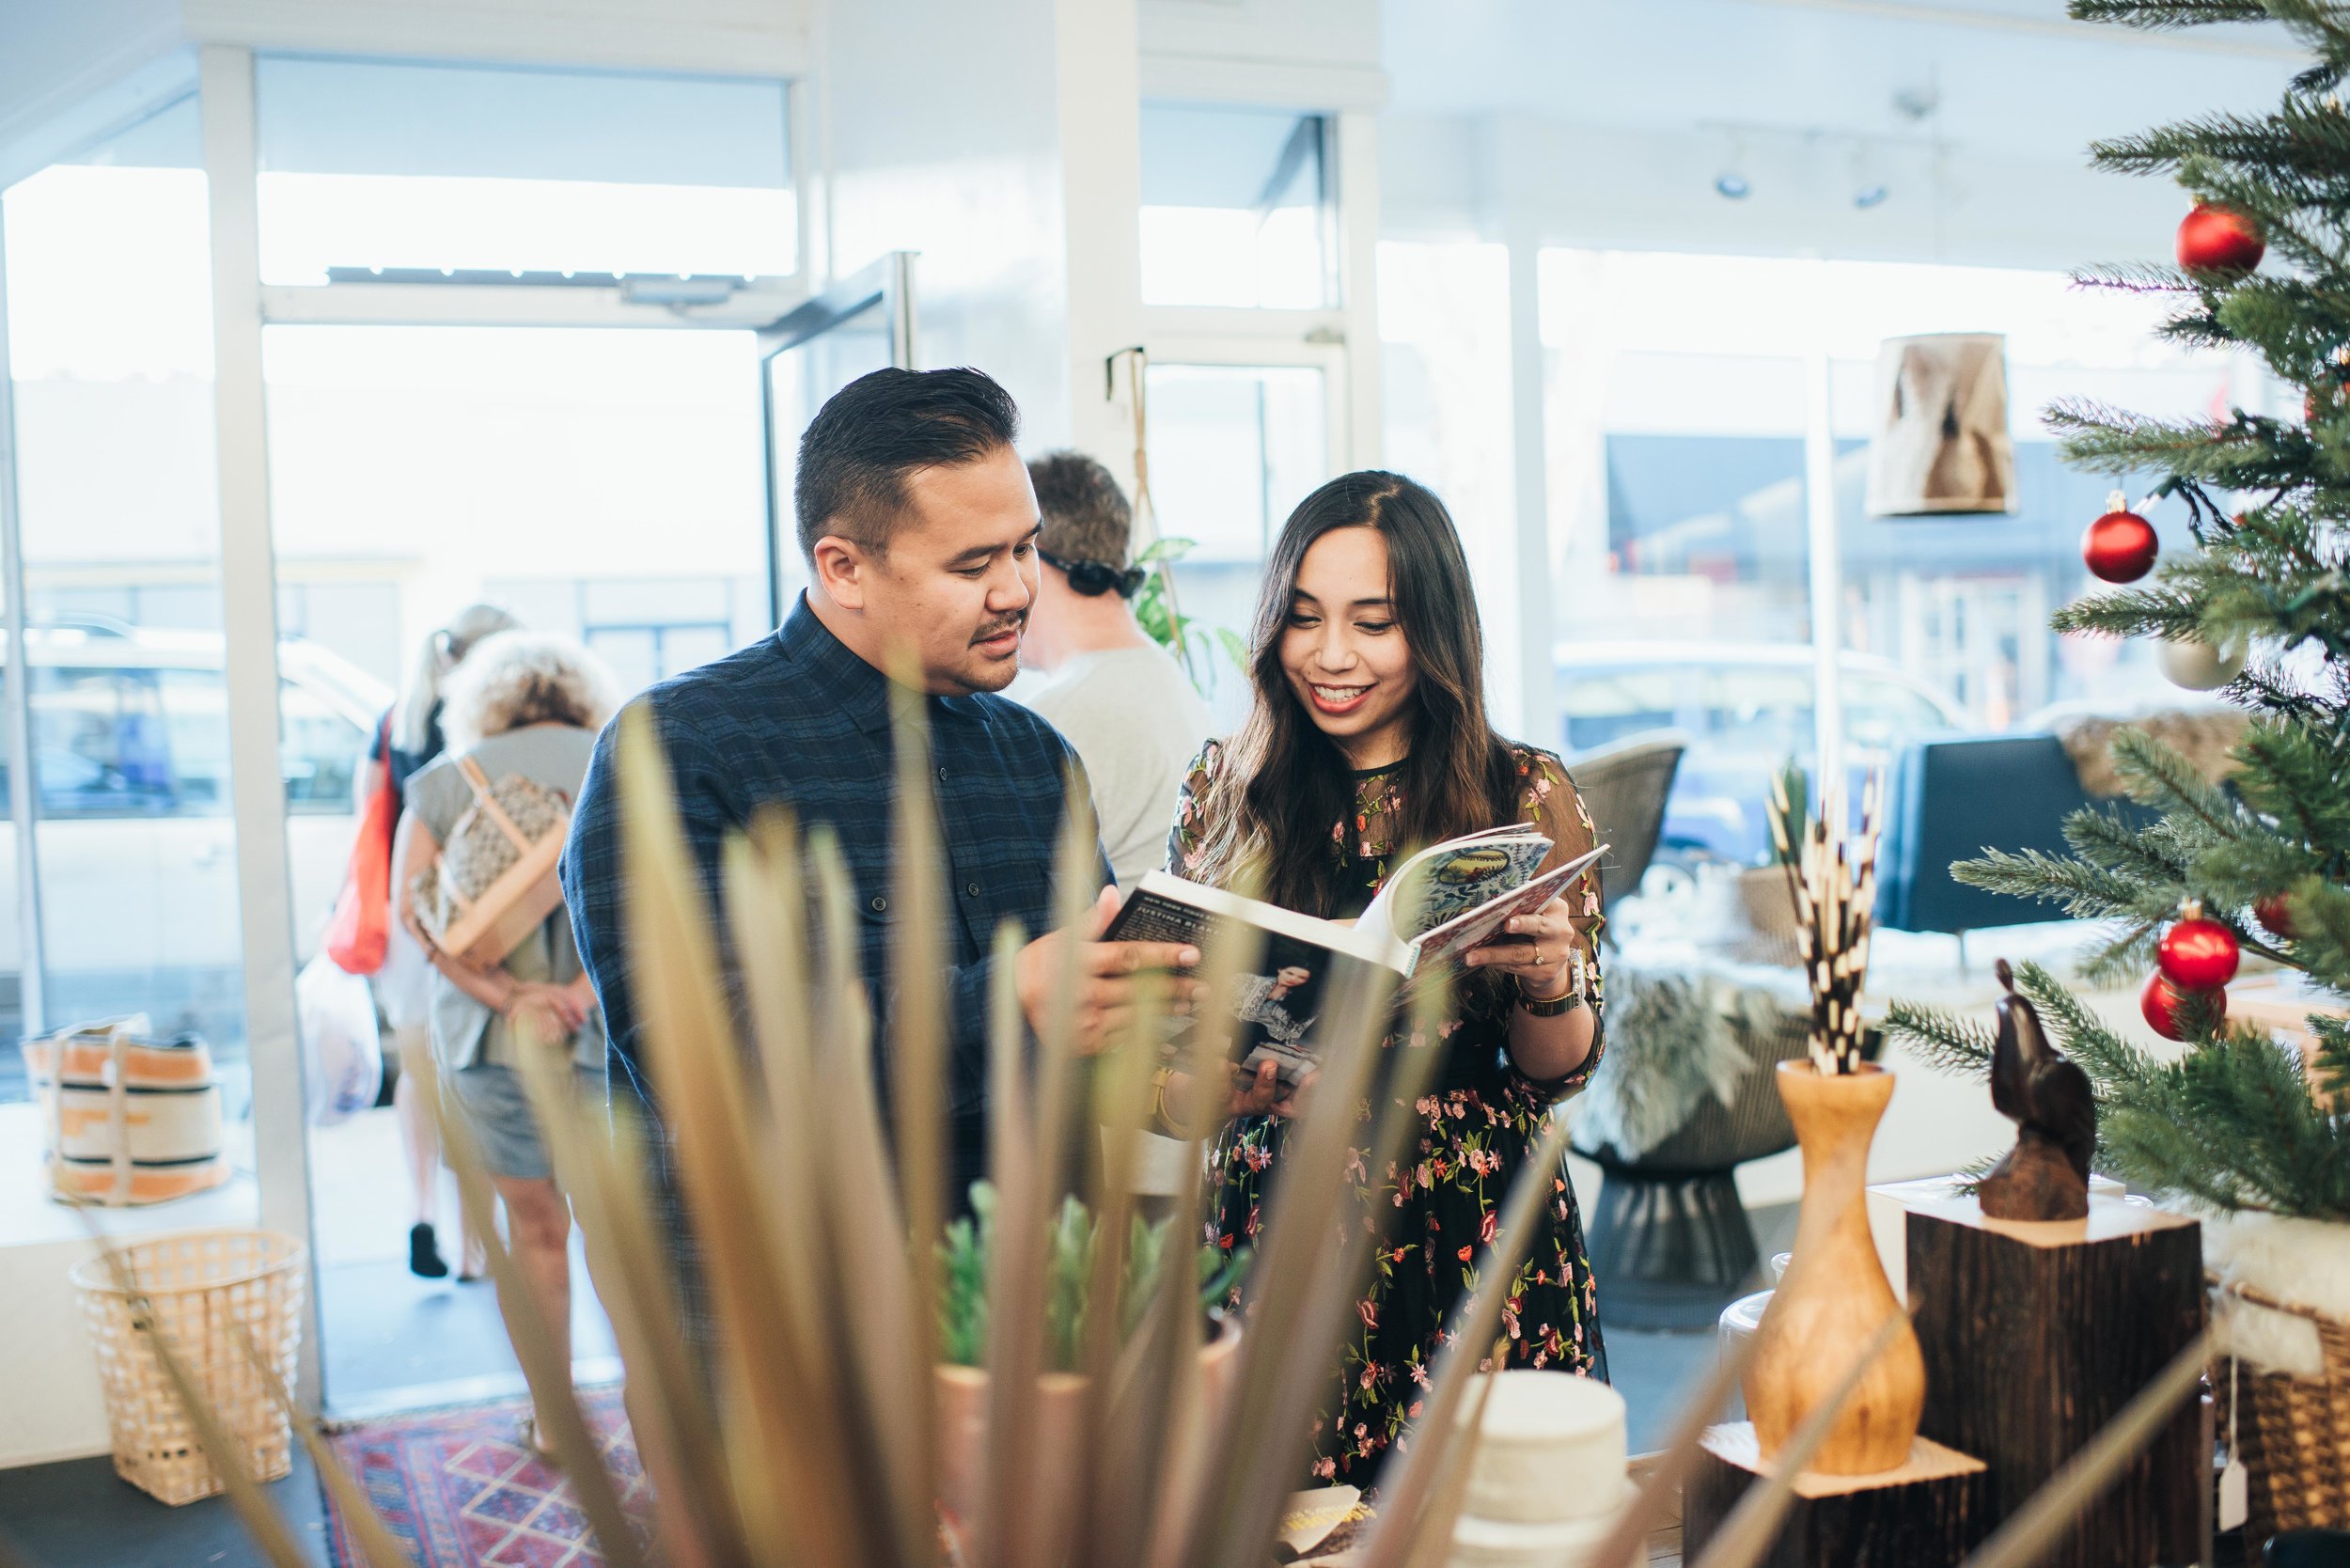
<box><xmin>1199</xmin><ymin>471</ymin><xmax>1520</xmax><ymax>917</ymax></box>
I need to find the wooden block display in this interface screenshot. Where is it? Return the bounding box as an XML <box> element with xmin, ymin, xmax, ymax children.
<box><xmin>1683</xmin><ymin>1422</ymin><xmax>1991</xmax><ymax>1568</ymax></box>
<box><xmin>1905</xmin><ymin>1192</ymin><xmax>2203</xmax><ymax>1568</ymax></box>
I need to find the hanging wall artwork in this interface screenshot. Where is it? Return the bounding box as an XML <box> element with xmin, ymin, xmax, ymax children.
<box><xmin>1865</xmin><ymin>332</ymin><xmax>2017</xmax><ymax>517</ymax></box>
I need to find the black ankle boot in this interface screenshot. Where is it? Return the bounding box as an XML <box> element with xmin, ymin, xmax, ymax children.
<box><xmin>409</xmin><ymin>1222</ymin><xmax>448</xmax><ymax>1278</ymax></box>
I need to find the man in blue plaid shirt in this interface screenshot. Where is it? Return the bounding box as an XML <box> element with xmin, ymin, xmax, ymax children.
<box><xmin>561</xmin><ymin>367</ymin><xmax>1199</xmax><ymax>1347</ymax></box>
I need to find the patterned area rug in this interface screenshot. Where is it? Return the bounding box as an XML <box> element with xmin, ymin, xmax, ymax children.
<box><xmin>324</xmin><ymin>1388</ymin><xmax>651</xmax><ymax>1568</ymax></box>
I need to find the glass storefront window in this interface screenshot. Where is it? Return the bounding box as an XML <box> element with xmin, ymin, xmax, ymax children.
<box><xmin>1143</xmin><ymin>361</ymin><xmax>1329</xmax><ymax>727</ymax></box>
<box><xmin>255</xmin><ymin>56</ymin><xmax>795</xmax><ymax>285</ymax></box>
<box><xmin>1140</xmin><ymin>103</ymin><xmax>1334</xmax><ymax>309</ymax></box>
<box><xmin>1540</xmin><ymin>247</ymin><xmax>2260</xmax><ymax>877</ymax></box>
<box><xmin>2</xmin><ymin>92</ymin><xmax>254</xmax><ymax>1092</ymax></box>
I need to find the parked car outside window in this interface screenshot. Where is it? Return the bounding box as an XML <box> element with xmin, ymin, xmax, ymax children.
<box><xmin>1557</xmin><ymin>641</ymin><xmax>1967</xmax><ymax>876</ymax></box>
<box><xmin>0</xmin><ymin>621</ymin><xmax>391</xmax><ymax>1102</ymax></box>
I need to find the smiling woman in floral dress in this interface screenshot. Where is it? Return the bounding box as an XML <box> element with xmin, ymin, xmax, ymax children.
<box><xmin>1166</xmin><ymin>469</ymin><xmax>1608</xmax><ymax>1490</ymax></box>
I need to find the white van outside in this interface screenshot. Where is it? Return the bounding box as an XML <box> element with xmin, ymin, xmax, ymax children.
<box><xmin>0</xmin><ymin>619</ymin><xmax>389</xmax><ymax>1092</ymax></box>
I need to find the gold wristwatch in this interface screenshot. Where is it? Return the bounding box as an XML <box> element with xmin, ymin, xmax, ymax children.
<box><xmin>1516</xmin><ymin>947</ymin><xmax>1590</xmax><ymax>1017</ymax></box>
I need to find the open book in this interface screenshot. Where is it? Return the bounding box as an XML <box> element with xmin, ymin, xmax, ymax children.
<box><xmin>1108</xmin><ymin>830</ymin><xmax>1608</xmax><ymax>1083</ymax></box>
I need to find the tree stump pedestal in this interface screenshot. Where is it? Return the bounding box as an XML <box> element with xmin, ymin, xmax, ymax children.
<box><xmin>1904</xmin><ymin>1189</ymin><xmax>2205</xmax><ymax>1568</ymax></box>
<box><xmin>1684</xmin><ymin>1421</ymin><xmax>1991</xmax><ymax>1567</ymax></box>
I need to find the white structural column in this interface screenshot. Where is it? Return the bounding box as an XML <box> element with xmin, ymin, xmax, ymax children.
<box><xmin>1802</xmin><ymin>335</ymin><xmax>1845</xmax><ymax>788</ymax></box>
<box><xmin>0</xmin><ymin>207</ymin><xmax>46</xmax><ymax>1034</ymax></box>
<box><xmin>1504</xmin><ymin>231</ymin><xmax>1555</xmax><ymax>747</ymax></box>
<box><xmin>1337</xmin><ymin>108</ymin><xmax>1382</xmax><ymax>471</ymax></box>
<box><xmin>1056</xmin><ymin>0</ymin><xmax>1143</xmax><ymax>468</ymax></box>
<box><xmin>199</xmin><ymin>44</ymin><xmax>321</xmax><ymax>1403</ymax></box>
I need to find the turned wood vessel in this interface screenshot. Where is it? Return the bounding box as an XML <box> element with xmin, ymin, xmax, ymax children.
<box><xmin>1744</xmin><ymin>1060</ymin><xmax>1925</xmax><ymax>1476</ymax></box>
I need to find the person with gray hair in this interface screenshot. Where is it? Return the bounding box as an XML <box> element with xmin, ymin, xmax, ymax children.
<box><xmin>364</xmin><ymin>602</ymin><xmax>521</xmax><ymax>1281</ymax></box>
<box><xmin>394</xmin><ymin>630</ymin><xmax>619</xmax><ymax>1459</ymax></box>
<box><xmin>1019</xmin><ymin>450</ymin><xmax>1214</xmax><ymax>886</ymax></box>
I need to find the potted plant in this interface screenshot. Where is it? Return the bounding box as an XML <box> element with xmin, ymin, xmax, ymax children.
<box><xmin>932</xmin><ymin>1183</ymin><xmax>1247</xmax><ymax>1535</ymax></box>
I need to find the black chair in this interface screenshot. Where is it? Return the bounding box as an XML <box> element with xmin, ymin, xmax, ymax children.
<box><xmin>1568</xmin><ymin>729</ymin><xmax>1688</xmax><ymax>927</ymax></box>
<box><xmin>1876</xmin><ymin>731</ymin><xmax>2157</xmax><ymax>935</ymax></box>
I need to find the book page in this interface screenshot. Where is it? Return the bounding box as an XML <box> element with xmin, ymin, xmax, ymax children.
<box><xmin>1404</xmin><ymin>842</ymin><xmax>1608</xmax><ymax>975</ymax></box>
<box><xmin>1366</xmin><ymin>831</ymin><xmax>1553</xmax><ymax>947</ymax></box>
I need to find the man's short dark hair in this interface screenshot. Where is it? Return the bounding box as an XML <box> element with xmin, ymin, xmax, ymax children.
<box><xmin>1028</xmin><ymin>451</ymin><xmax>1134</xmax><ymax>570</ymax></box>
<box><xmin>795</xmin><ymin>367</ymin><xmax>1021</xmax><ymax>559</ymax></box>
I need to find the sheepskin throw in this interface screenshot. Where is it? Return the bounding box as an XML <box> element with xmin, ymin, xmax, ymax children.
<box><xmin>1572</xmin><ymin>964</ymin><xmax>1780</xmax><ymax>1160</ymax></box>
<box><xmin>2053</xmin><ymin>708</ymin><xmax>2248</xmax><ymax>800</ymax></box>
<box><xmin>2201</xmin><ymin>1208</ymin><xmax>2350</xmax><ymax>1377</ymax></box>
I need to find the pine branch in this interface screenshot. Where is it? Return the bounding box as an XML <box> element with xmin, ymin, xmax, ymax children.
<box><xmin>2295</xmin><ymin>875</ymin><xmax>2350</xmax><ymax>995</ymax></box>
<box><xmin>1951</xmin><ymin>846</ymin><xmax>2166</xmax><ymax>921</ymax></box>
<box><xmin>2267</xmin><ymin>0</ymin><xmax>2350</xmax><ymax>64</ymax></box>
<box><xmin>2215</xmin><ymin>276</ymin><xmax>2350</xmax><ymax>379</ymax></box>
<box><xmin>1882</xmin><ymin>999</ymin><xmax>1995</xmax><ymax>1078</ymax></box>
<box><xmin>2014</xmin><ymin>961</ymin><xmax>2166</xmax><ymax>1090</ymax></box>
<box><xmin>2181</xmin><ymin>1032</ymin><xmax>2342</xmax><ymax>1216</ymax></box>
<box><xmin>2090</xmin><ymin>102</ymin><xmax>2350</xmax><ymax>181</ymax></box>
<box><xmin>2067</xmin><ymin>0</ymin><xmax>2276</xmax><ymax>26</ymax></box>
<box><xmin>2049</xmin><ymin>400</ymin><xmax>2330</xmax><ymax>494</ymax></box>
<box><xmin>2050</xmin><ymin>584</ymin><xmax>2207</xmax><ymax>642</ymax></box>
<box><xmin>2180</xmin><ymin>155</ymin><xmax>2350</xmax><ymax>278</ymax></box>
<box><xmin>2311</xmin><ymin>1015</ymin><xmax>2350</xmax><ymax>1102</ymax></box>
<box><xmin>2107</xmin><ymin>727</ymin><xmax>2251</xmax><ymax>839</ymax></box>
<box><xmin>2232</xmin><ymin>720</ymin><xmax>2350</xmax><ymax>859</ymax></box>
<box><xmin>2076</xmin><ymin>922</ymin><xmax>2163</xmax><ymax>987</ymax></box>
<box><xmin>2066</xmin><ymin>806</ymin><xmax>2195</xmax><ymax>884</ymax></box>
<box><xmin>2070</xmin><ymin>261</ymin><xmax>2202</xmax><ymax>294</ymax></box>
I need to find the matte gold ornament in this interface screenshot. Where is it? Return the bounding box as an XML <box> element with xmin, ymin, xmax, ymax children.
<box><xmin>2156</xmin><ymin>633</ymin><xmax>2248</xmax><ymax>691</ymax></box>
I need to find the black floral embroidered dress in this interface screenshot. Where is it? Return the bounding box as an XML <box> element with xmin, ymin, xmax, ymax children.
<box><xmin>1167</xmin><ymin>741</ymin><xmax>1609</xmax><ymax>1486</ymax></box>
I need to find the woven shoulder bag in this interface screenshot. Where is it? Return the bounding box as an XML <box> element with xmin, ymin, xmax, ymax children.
<box><xmin>410</xmin><ymin>756</ymin><xmax>572</xmax><ymax>968</ymax></box>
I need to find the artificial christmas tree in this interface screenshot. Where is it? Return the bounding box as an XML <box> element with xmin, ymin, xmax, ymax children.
<box><xmin>1888</xmin><ymin>0</ymin><xmax>2350</xmax><ymax>1534</ymax></box>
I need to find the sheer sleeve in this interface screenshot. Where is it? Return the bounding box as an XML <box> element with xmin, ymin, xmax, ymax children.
<box><xmin>1165</xmin><ymin>739</ymin><xmax>1228</xmax><ymax>880</ymax></box>
<box><xmin>1517</xmin><ymin>748</ymin><xmax>1605</xmax><ymax>944</ymax></box>
<box><xmin>1505</xmin><ymin>745</ymin><xmax>1606</xmax><ymax>1100</ymax></box>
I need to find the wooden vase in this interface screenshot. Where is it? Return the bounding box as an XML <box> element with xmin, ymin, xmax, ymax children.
<box><xmin>1744</xmin><ymin>1060</ymin><xmax>1925</xmax><ymax>1476</ymax></box>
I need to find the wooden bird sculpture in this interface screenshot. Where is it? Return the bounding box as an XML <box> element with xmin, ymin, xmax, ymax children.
<box><xmin>1976</xmin><ymin>959</ymin><xmax>2096</xmax><ymax>1221</ymax></box>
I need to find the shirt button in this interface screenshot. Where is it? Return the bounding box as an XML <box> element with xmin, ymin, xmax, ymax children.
<box><xmin>937</xmin><ymin>766</ymin><xmax>949</xmax><ymax>781</ymax></box>
<box><xmin>870</xmin><ymin>895</ymin><xmax>888</xmax><ymax>913</ymax></box>
<box><xmin>965</xmin><ymin>883</ymin><xmax>981</xmax><ymax>898</ymax></box>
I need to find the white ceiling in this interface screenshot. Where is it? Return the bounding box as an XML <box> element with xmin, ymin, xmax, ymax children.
<box><xmin>1381</xmin><ymin>0</ymin><xmax>2300</xmax><ymax>165</ymax></box>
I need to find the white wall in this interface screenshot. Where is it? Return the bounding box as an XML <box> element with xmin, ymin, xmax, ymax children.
<box><xmin>180</xmin><ymin>0</ymin><xmax>811</xmax><ymax>75</ymax></box>
<box><xmin>0</xmin><ymin>1</ymin><xmax>191</xmax><ymax>188</ymax></box>
<box><xmin>1383</xmin><ymin>111</ymin><xmax>2190</xmax><ymax>272</ymax></box>
<box><xmin>822</xmin><ymin>0</ymin><xmax>1146</xmax><ymax>461</ymax></box>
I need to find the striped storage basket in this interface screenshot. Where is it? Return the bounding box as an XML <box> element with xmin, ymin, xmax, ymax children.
<box><xmin>21</xmin><ymin>1018</ymin><xmax>229</xmax><ymax>1205</ymax></box>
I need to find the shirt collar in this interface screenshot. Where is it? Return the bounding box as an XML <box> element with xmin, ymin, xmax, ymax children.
<box><xmin>776</xmin><ymin>593</ymin><xmax>990</xmax><ymax>734</ymax></box>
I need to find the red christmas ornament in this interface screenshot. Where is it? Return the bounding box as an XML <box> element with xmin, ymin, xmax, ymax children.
<box><xmin>2082</xmin><ymin>490</ymin><xmax>2158</xmax><ymax>583</ymax></box>
<box><xmin>2255</xmin><ymin>893</ymin><xmax>2296</xmax><ymax>939</ymax></box>
<box><xmin>2141</xmin><ymin>971</ymin><xmax>2225</xmax><ymax>1042</ymax></box>
<box><xmin>2156</xmin><ymin>905</ymin><xmax>2240</xmax><ymax>990</ymax></box>
<box><xmin>2176</xmin><ymin>202</ymin><xmax>2265</xmax><ymax>278</ymax></box>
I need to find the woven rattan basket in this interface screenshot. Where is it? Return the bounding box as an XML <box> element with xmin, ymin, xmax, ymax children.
<box><xmin>2216</xmin><ymin>1278</ymin><xmax>2350</xmax><ymax>1535</ymax></box>
<box><xmin>70</xmin><ymin>1229</ymin><xmax>306</xmax><ymax>1506</ymax></box>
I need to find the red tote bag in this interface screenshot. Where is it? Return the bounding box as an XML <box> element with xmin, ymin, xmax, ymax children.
<box><xmin>324</xmin><ymin>718</ymin><xmax>398</xmax><ymax>975</ymax></box>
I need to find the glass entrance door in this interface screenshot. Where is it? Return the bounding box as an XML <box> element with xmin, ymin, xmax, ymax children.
<box><xmin>759</xmin><ymin>253</ymin><xmax>917</xmax><ymax>610</ymax></box>
<box><xmin>263</xmin><ymin>322</ymin><xmax>769</xmax><ymax>1411</ymax></box>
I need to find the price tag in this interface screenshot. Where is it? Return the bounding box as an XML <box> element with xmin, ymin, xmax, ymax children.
<box><xmin>2218</xmin><ymin>1348</ymin><xmax>2248</xmax><ymax>1532</ymax></box>
<box><xmin>2218</xmin><ymin>1456</ymin><xmax>2248</xmax><ymax>1532</ymax></box>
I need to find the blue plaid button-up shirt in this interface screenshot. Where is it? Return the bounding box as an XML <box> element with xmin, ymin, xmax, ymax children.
<box><xmin>560</xmin><ymin>594</ymin><xmax>1102</xmax><ymax>1339</ymax></box>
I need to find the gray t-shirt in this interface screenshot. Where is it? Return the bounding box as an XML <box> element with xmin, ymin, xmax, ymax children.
<box><xmin>407</xmin><ymin>723</ymin><xmax>604</xmax><ymax>1074</ymax></box>
<box><xmin>1023</xmin><ymin>645</ymin><xmax>1214</xmax><ymax>887</ymax></box>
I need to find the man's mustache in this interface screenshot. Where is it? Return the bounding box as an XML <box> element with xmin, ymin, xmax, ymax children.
<box><xmin>970</xmin><ymin>612</ymin><xmax>1028</xmax><ymax>646</ymax></box>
